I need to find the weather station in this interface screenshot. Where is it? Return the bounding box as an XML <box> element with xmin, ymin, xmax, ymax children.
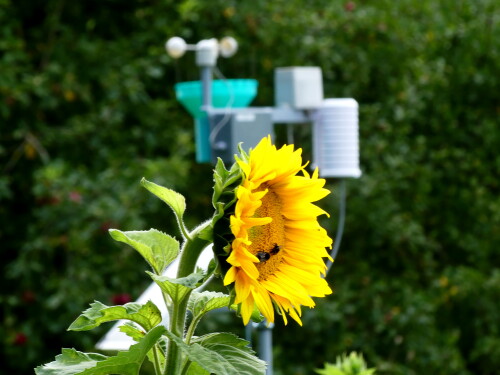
<box><xmin>97</xmin><ymin>36</ymin><xmax>361</xmax><ymax>375</ymax></box>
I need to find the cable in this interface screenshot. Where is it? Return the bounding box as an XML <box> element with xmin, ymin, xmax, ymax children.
<box><xmin>326</xmin><ymin>179</ymin><xmax>346</xmax><ymax>274</ymax></box>
<box><xmin>286</xmin><ymin>124</ymin><xmax>294</xmax><ymax>144</ymax></box>
<box><xmin>208</xmin><ymin>66</ymin><xmax>235</xmax><ymax>150</ymax></box>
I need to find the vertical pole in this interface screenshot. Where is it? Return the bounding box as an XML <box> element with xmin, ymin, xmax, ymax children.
<box><xmin>245</xmin><ymin>323</ymin><xmax>253</xmax><ymax>345</ymax></box>
<box><xmin>200</xmin><ymin>66</ymin><xmax>213</xmax><ymax>161</ymax></box>
<box><xmin>257</xmin><ymin>321</ymin><xmax>274</xmax><ymax>375</ymax></box>
<box><xmin>326</xmin><ymin>179</ymin><xmax>346</xmax><ymax>272</ymax></box>
<box><xmin>195</xmin><ymin>39</ymin><xmax>217</xmax><ymax>162</ymax></box>
<box><xmin>286</xmin><ymin>124</ymin><xmax>294</xmax><ymax>144</ymax></box>
<box><xmin>201</xmin><ymin>66</ymin><xmax>213</xmax><ymax>111</ymax></box>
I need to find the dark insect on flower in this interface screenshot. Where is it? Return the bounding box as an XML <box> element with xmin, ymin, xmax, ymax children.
<box><xmin>270</xmin><ymin>243</ymin><xmax>281</xmax><ymax>255</ymax></box>
<box><xmin>256</xmin><ymin>251</ymin><xmax>271</xmax><ymax>262</ymax></box>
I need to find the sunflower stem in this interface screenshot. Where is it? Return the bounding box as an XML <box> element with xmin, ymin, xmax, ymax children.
<box><xmin>184</xmin><ymin>315</ymin><xmax>201</xmax><ymax>346</ymax></box>
<box><xmin>179</xmin><ymin>359</ymin><xmax>191</xmax><ymax>375</ymax></box>
<box><xmin>152</xmin><ymin>344</ymin><xmax>162</xmax><ymax>375</ymax></box>
<box><xmin>164</xmin><ymin>221</ymin><xmax>211</xmax><ymax>375</ymax></box>
<box><xmin>177</xmin><ymin>221</ymin><xmax>211</xmax><ymax>278</ymax></box>
<box><xmin>178</xmin><ymin>220</ymin><xmax>192</xmax><ymax>242</ymax></box>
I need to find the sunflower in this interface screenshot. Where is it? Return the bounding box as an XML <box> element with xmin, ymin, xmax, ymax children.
<box><xmin>223</xmin><ymin>136</ymin><xmax>333</xmax><ymax>325</ymax></box>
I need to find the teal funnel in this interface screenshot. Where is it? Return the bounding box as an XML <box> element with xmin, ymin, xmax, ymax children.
<box><xmin>175</xmin><ymin>79</ymin><xmax>258</xmax><ymax>162</ymax></box>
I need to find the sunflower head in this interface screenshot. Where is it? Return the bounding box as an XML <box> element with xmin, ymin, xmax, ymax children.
<box><xmin>212</xmin><ymin>136</ymin><xmax>333</xmax><ymax>325</ymax></box>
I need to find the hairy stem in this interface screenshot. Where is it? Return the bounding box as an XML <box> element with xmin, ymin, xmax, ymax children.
<box><xmin>184</xmin><ymin>315</ymin><xmax>201</xmax><ymax>346</ymax></box>
<box><xmin>164</xmin><ymin>221</ymin><xmax>211</xmax><ymax>375</ymax></box>
<box><xmin>152</xmin><ymin>345</ymin><xmax>162</xmax><ymax>375</ymax></box>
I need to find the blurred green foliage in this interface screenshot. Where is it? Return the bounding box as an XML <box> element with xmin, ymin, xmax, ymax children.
<box><xmin>316</xmin><ymin>352</ymin><xmax>376</xmax><ymax>375</ymax></box>
<box><xmin>1</xmin><ymin>0</ymin><xmax>498</xmax><ymax>374</ymax></box>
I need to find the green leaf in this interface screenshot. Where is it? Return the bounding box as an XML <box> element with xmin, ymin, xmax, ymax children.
<box><xmin>229</xmin><ymin>303</ymin><xmax>264</xmax><ymax>323</ymax></box>
<box><xmin>165</xmin><ymin>331</ymin><xmax>266</xmax><ymax>375</ymax></box>
<box><xmin>314</xmin><ymin>364</ymin><xmax>344</xmax><ymax>375</ymax></box>
<box><xmin>315</xmin><ymin>352</ymin><xmax>377</xmax><ymax>375</ymax></box>
<box><xmin>141</xmin><ymin>178</ymin><xmax>186</xmax><ymax>221</ymax></box>
<box><xmin>227</xmin><ymin>161</ymin><xmax>244</xmax><ymax>186</ymax></box>
<box><xmin>119</xmin><ymin>324</ymin><xmax>168</xmax><ymax>372</ymax></box>
<box><xmin>147</xmin><ymin>270</ymin><xmax>204</xmax><ymax>306</ymax></box>
<box><xmin>35</xmin><ymin>351</ymin><xmax>107</xmax><ymax>375</ymax></box>
<box><xmin>109</xmin><ymin>228</ymin><xmax>179</xmax><ymax>274</ymax></box>
<box><xmin>188</xmin><ymin>291</ymin><xmax>230</xmax><ymax>320</ymax></box>
<box><xmin>197</xmin><ymin>224</ymin><xmax>213</xmax><ymax>242</ymax></box>
<box><xmin>213</xmin><ymin>158</ymin><xmax>229</xmax><ymax>205</ymax></box>
<box><xmin>119</xmin><ymin>323</ymin><xmax>146</xmax><ymax>341</ymax></box>
<box><xmin>212</xmin><ymin>158</ymin><xmax>241</xmax><ymax>209</ymax></box>
<box><xmin>186</xmin><ymin>362</ymin><xmax>210</xmax><ymax>375</ymax></box>
<box><xmin>35</xmin><ymin>325</ymin><xmax>166</xmax><ymax>375</ymax></box>
<box><xmin>68</xmin><ymin>300</ymin><xmax>162</xmax><ymax>332</ymax></box>
<box><xmin>210</xmin><ymin>159</ymin><xmax>242</xmax><ymax>284</ymax></box>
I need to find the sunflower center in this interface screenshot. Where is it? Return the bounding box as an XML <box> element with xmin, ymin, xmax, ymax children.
<box><xmin>248</xmin><ymin>185</ymin><xmax>286</xmax><ymax>280</ymax></box>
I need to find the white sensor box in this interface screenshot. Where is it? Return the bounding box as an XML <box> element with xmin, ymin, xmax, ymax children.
<box><xmin>275</xmin><ymin>67</ymin><xmax>324</xmax><ymax>109</ymax></box>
